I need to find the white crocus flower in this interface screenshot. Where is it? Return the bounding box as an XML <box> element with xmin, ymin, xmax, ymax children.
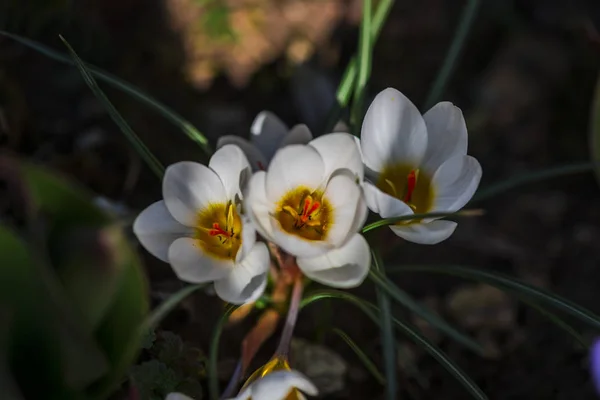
<box><xmin>247</xmin><ymin>132</ymin><xmax>370</xmax><ymax>288</ymax></box>
<box><xmin>133</xmin><ymin>145</ymin><xmax>270</xmax><ymax>304</ymax></box>
<box><xmin>359</xmin><ymin>87</ymin><xmax>482</xmax><ymax>245</ymax></box>
<box><xmin>164</xmin><ymin>370</ymin><xmax>317</xmax><ymax>400</ymax></box>
<box><xmin>217</xmin><ymin>111</ymin><xmax>313</xmax><ymax>171</ymax></box>
<box><xmin>232</xmin><ymin>370</ymin><xmax>318</xmax><ymax>400</ymax></box>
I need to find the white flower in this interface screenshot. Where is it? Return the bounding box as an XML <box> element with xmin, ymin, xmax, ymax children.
<box><xmin>217</xmin><ymin>111</ymin><xmax>313</xmax><ymax>171</ymax></box>
<box><xmin>133</xmin><ymin>145</ymin><xmax>270</xmax><ymax>304</ymax></box>
<box><xmin>359</xmin><ymin>87</ymin><xmax>482</xmax><ymax>244</ymax></box>
<box><xmin>231</xmin><ymin>370</ymin><xmax>318</xmax><ymax>400</ymax></box>
<box><xmin>247</xmin><ymin>131</ymin><xmax>370</xmax><ymax>288</ymax></box>
<box><xmin>164</xmin><ymin>370</ymin><xmax>317</xmax><ymax>400</ymax></box>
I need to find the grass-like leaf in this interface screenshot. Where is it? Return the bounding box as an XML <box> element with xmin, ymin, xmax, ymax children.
<box><xmin>332</xmin><ymin>328</ymin><xmax>386</xmax><ymax>385</ymax></box>
<box><xmin>209</xmin><ymin>305</ymin><xmax>238</xmax><ymax>400</ymax></box>
<box><xmin>388</xmin><ymin>265</ymin><xmax>600</xmax><ymax>331</ymax></box>
<box><xmin>589</xmin><ymin>71</ymin><xmax>600</xmax><ymax>186</ymax></box>
<box><xmin>517</xmin><ymin>295</ymin><xmax>587</xmax><ymax>349</ymax></box>
<box><xmin>323</xmin><ymin>0</ymin><xmax>394</xmax><ymax>133</ymax></box>
<box><xmin>0</xmin><ymin>31</ymin><xmax>211</xmax><ymax>155</ymax></box>
<box><xmin>470</xmin><ymin>162</ymin><xmax>592</xmax><ymax>204</ymax></box>
<box><xmin>369</xmin><ymin>269</ymin><xmax>484</xmax><ymax>354</ymax></box>
<box><xmin>141</xmin><ymin>284</ymin><xmax>205</xmax><ymax>332</ymax></box>
<box><xmin>59</xmin><ymin>36</ymin><xmax>165</xmax><ymax>179</ymax></box>
<box><xmin>349</xmin><ymin>0</ymin><xmax>373</xmax><ymax>135</ymax></box>
<box><xmin>301</xmin><ymin>290</ymin><xmax>487</xmax><ymax>399</ymax></box>
<box><xmin>372</xmin><ymin>251</ymin><xmax>397</xmax><ymax>399</ymax></box>
<box><xmin>423</xmin><ymin>0</ymin><xmax>481</xmax><ymax>109</ymax></box>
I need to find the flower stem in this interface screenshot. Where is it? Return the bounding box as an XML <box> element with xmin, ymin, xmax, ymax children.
<box><xmin>275</xmin><ymin>274</ymin><xmax>304</xmax><ymax>356</ymax></box>
<box><xmin>220</xmin><ymin>359</ymin><xmax>243</xmax><ymax>400</ymax></box>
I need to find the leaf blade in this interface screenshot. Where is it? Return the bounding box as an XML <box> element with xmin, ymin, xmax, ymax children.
<box><xmin>0</xmin><ymin>31</ymin><xmax>211</xmax><ymax>155</ymax></box>
<box><xmin>369</xmin><ymin>269</ymin><xmax>484</xmax><ymax>354</ymax></box>
<box><xmin>388</xmin><ymin>265</ymin><xmax>600</xmax><ymax>331</ymax></box>
<box><xmin>59</xmin><ymin>36</ymin><xmax>165</xmax><ymax>179</ymax></box>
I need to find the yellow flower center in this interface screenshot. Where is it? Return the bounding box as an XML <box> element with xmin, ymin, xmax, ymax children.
<box><xmin>376</xmin><ymin>163</ymin><xmax>435</xmax><ymax>216</ymax></box>
<box><xmin>242</xmin><ymin>356</ymin><xmax>302</xmax><ymax>400</ymax></box>
<box><xmin>195</xmin><ymin>201</ymin><xmax>242</xmax><ymax>260</ymax></box>
<box><xmin>275</xmin><ymin>186</ymin><xmax>332</xmax><ymax>241</ymax></box>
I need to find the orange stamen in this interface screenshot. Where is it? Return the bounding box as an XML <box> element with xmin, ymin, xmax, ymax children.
<box><xmin>300</xmin><ymin>197</ymin><xmax>320</xmax><ymax>223</ymax></box>
<box><xmin>209</xmin><ymin>222</ymin><xmax>231</xmax><ymax>237</ymax></box>
<box><xmin>404</xmin><ymin>170</ymin><xmax>417</xmax><ymax>203</ymax></box>
<box><xmin>257</xmin><ymin>161</ymin><xmax>266</xmax><ymax>170</ymax></box>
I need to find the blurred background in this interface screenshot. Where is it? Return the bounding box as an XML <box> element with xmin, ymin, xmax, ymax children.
<box><xmin>2</xmin><ymin>0</ymin><xmax>600</xmax><ymax>398</ymax></box>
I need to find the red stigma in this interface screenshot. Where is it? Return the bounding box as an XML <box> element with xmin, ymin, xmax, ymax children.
<box><xmin>209</xmin><ymin>222</ymin><xmax>231</xmax><ymax>237</ymax></box>
<box><xmin>300</xmin><ymin>197</ymin><xmax>320</xmax><ymax>223</ymax></box>
<box><xmin>404</xmin><ymin>170</ymin><xmax>417</xmax><ymax>203</ymax></box>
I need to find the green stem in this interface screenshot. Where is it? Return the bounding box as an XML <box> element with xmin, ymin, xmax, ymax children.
<box><xmin>423</xmin><ymin>0</ymin><xmax>481</xmax><ymax>109</ymax></box>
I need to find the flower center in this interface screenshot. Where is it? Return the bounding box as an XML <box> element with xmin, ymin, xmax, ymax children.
<box><xmin>376</xmin><ymin>163</ymin><xmax>435</xmax><ymax>215</ymax></box>
<box><xmin>195</xmin><ymin>201</ymin><xmax>242</xmax><ymax>260</ymax></box>
<box><xmin>275</xmin><ymin>187</ymin><xmax>332</xmax><ymax>241</ymax></box>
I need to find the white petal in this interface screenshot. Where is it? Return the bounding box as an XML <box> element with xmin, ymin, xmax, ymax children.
<box><xmin>165</xmin><ymin>393</ymin><xmax>194</xmax><ymax>400</ymax></box>
<box><xmin>332</xmin><ymin>120</ymin><xmax>349</xmax><ymax>133</ymax></box>
<box><xmin>133</xmin><ymin>201</ymin><xmax>193</xmax><ymax>262</ymax></box>
<box><xmin>270</xmin><ymin>225</ymin><xmax>332</xmax><ymax>258</ymax></box>
<box><xmin>234</xmin><ymin>370</ymin><xmax>318</xmax><ymax>400</ymax></box>
<box><xmin>390</xmin><ymin>220</ymin><xmax>457</xmax><ymax>245</ymax></box>
<box><xmin>163</xmin><ymin>162</ymin><xmax>226</xmax><ymax>226</ymax></box>
<box><xmin>209</xmin><ymin>145</ymin><xmax>252</xmax><ymax>201</ymax></box>
<box><xmin>217</xmin><ymin>135</ymin><xmax>268</xmax><ymax>172</ymax></box>
<box><xmin>168</xmin><ymin>238</ymin><xmax>231</xmax><ymax>283</ymax></box>
<box><xmin>363</xmin><ymin>182</ymin><xmax>414</xmax><ymax>218</ymax></box>
<box><xmin>361</xmin><ymin>88</ymin><xmax>428</xmax><ymax>171</ymax></box>
<box><xmin>431</xmin><ymin>155</ymin><xmax>482</xmax><ymax>213</ymax></box>
<box><xmin>279</xmin><ymin>124</ymin><xmax>313</xmax><ymax>148</ymax></box>
<box><xmin>349</xmin><ymin>190</ymin><xmax>369</xmax><ymax>233</ymax></box>
<box><xmin>246</xmin><ymin>171</ymin><xmax>275</xmax><ymax>241</ymax></box>
<box><xmin>250</xmin><ymin>111</ymin><xmax>288</xmax><ymax>161</ymax></box>
<box><xmin>238</xmin><ymin>216</ymin><xmax>257</xmax><ymax>263</ymax></box>
<box><xmin>309</xmin><ymin>132</ymin><xmax>364</xmax><ymax>181</ymax></box>
<box><xmin>421</xmin><ymin>102</ymin><xmax>468</xmax><ymax>174</ymax></box>
<box><xmin>214</xmin><ymin>242</ymin><xmax>269</xmax><ymax>304</ymax></box>
<box><xmin>298</xmin><ymin>234</ymin><xmax>370</xmax><ymax>288</ymax></box>
<box><xmin>265</xmin><ymin>145</ymin><xmax>325</xmax><ymax>202</ymax></box>
<box><xmin>323</xmin><ymin>173</ymin><xmax>361</xmax><ymax>246</ymax></box>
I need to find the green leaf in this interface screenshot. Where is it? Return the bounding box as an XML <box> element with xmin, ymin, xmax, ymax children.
<box><xmin>0</xmin><ymin>30</ymin><xmax>212</xmax><ymax>155</ymax></box>
<box><xmin>516</xmin><ymin>296</ymin><xmax>587</xmax><ymax>349</ymax></box>
<box><xmin>349</xmin><ymin>0</ymin><xmax>372</xmax><ymax>135</ymax></box>
<box><xmin>589</xmin><ymin>71</ymin><xmax>600</xmax><ymax>186</ymax></box>
<box><xmin>470</xmin><ymin>162</ymin><xmax>592</xmax><ymax>204</ymax></box>
<box><xmin>362</xmin><ymin>211</ymin><xmax>463</xmax><ymax>233</ymax></box>
<box><xmin>368</xmin><ymin>269</ymin><xmax>484</xmax><ymax>354</ymax></box>
<box><xmin>142</xmin><ymin>284</ymin><xmax>206</xmax><ymax>332</ymax></box>
<box><xmin>208</xmin><ymin>305</ymin><xmax>238</xmax><ymax>400</ymax></box>
<box><xmin>324</xmin><ymin>0</ymin><xmax>395</xmax><ymax>133</ymax></box>
<box><xmin>20</xmin><ymin>160</ymin><xmax>109</xmax><ymax>230</ymax></box>
<box><xmin>372</xmin><ymin>251</ymin><xmax>397</xmax><ymax>399</ymax></box>
<box><xmin>301</xmin><ymin>290</ymin><xmax>487</xmax><ymax>399</ymax></box>
<box><xmin>388</xmin><ymin>265</ymin><xmax>600</xmax><ymax>331</ymax></box>
<box><xmin>423</xmin><ymin>0</ymin><xmax>481</xmax><ymax>109</ymax></box>
<box><xmin>332</xmin><ymin>328</ymin><xmax>386</xmax><ymax>386</ymax></box>
<box><xmin>88</xmin><ymin>246</ymin><xmax>149</xmax><ymax>399</ymax></box>
<box><xmin>59</xmin><ymin>35</ymin><xmax>165</xmax><ymax>179</ymax></box>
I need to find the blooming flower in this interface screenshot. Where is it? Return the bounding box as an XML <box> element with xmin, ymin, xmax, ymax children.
<box><xmin>246</xmin><ymin>131</ymin><xmax>370</xmax><ymax>288</ymax></box>
<box><xmin>359</xmin><ymin>87</ymin><xmax>482</xmax><ymax>244</ymax></box>
<box><xmin>217</xmin><ymin>111</ymin><xmax>313</xmax><ymax>171</ymax></box>
<box><xmin>165</xmin><ymin>356</ymin><xmax>317</xmax><ymax>400</ymax></box>
<box><xmin>133</xmin><ymin>145</ymin><xmax>270</xmax><ymax>304</ymax></box>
